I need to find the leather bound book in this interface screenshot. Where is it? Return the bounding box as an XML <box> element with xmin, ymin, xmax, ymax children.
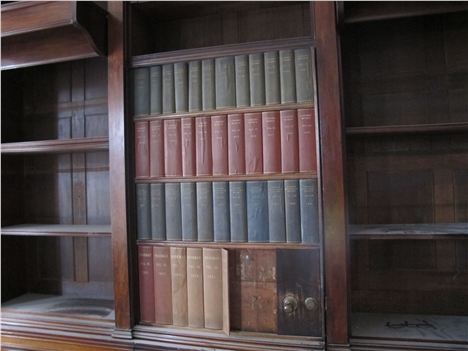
<box><xmin>235</xmin><ymin>55</ymin><xmax>250</xmax><ymax>107</ymax></box>
<box><xmin>284</xmin><ymin>179</ymin><xmax>301</xmax><ymax>243</ymax></box>
<box><xmin>229</xmin><ymin>181</ymin><xmax>248</xmax><ymax>242</ymax></box>
<box><xmin>203</xmin><ymin>248</ymin><xmax>223</xmax><ymax>329</ymax></box>
<box><xmin>244</xmin><ymin>112</ymin><xmax>263</xmax><ymax>175</ymax></box>
<box><xmin>267</xmin><ymin>180</ymin><xmax>286</xmax><ymax>242</ymax></box>
<box><xmin>150</xmin><ymin>183</ymin><xmax>166</xmax><ymax>240</ymax></box>
<box><xmin>215</xmin><ymin>56</ymin><xmax>236</xmax><ymax>109</ymax></box>
<box><xmin>196</xmin><ymin>182</ymin><xmax>214</xmax><ymax>242</ymax></box>
<box><xmin>211</xmin><ymin>115</ymin><xmax>228</xmax><ymax>176</ymax></box>
<box><xmin>181</xmin><ymin>182</ymin><xmax>197</xmax><ymax>241</ymax></box>
<box><xmin>150</xmin><ymin>66</ymin><xmax>162</xmax><ymax>115</ymax></box>
<box><xmin>202</xmin><ymin>59</ymin><xmax>215</xmax><ymax>111</ymax></box>
<box><xmin>175</xmin><ymin>62</ymin><xmax>188</xmax><ymax>113</ymax></box>
<box><xmin>300</xmin><ymin>179</ymin><xmax>319</xmax><ymax>244</ymax></box>
<box><xmin>170</xmin><ymin>247</ymin><xmax>188</xmax><ymax>326</ymax></box>
<box><xmin>213</xmin><ymin>182</ymin><xmax>230</xmax><ymax>242</ymax></box>
<box><xmin>138</xmin><ymin>245</ymin><xmax>155</xmax><ymax>324</ymax></box>
<box><xmin>262</xmin><ymin>111</ymin><xmax>281</xmax><ymax>174</ymax></box>
<box><xmin>195</xmin><ymin>116</ymin><xmax>212</xmax><ymax>176</ymax></box>
<box><xmin>188</xmin><ymin>61</ymin><xmax>202</xmax><ymax>112</ymax></box>
<box><xmin>153</xmin><ymin>246</ymin><xmax>172</xmax><ymax>325</ymax></box>
<box><xmin>162</xmin><ymin>63</ymin><xmax>175</xmax><ymax>114</ymax></box>
<box><xmin>187</xmin><ymin>247</ymin><xmax>204</xmax><ymax>328</ymax></box>
<box><xmin>135</xmin><ymin>121</ymin><xmax>149</xmax><ymax>178</ymax></box>
<box><xmin>279</xmin><ymin>49</ymin><xmax>296</xmax><ymax>104</ymax></box>
<box><xmin>133</xmin><ymin>67</ymin><xmax>150</xmax><ymax>116</ymax></box>
<box><xmin>264</xmin><ymin>51</ymin><xmax>280</xmax><ymax>105</ymax></box>
<box><xmin>249</xmin><ymin>53</ymin><xmax>265</xmax><ymax>106</ymax></box>
<box><xmin>164</xmin><ymin>119</ymin><xmax>182</xmax><ymax>177</ymax></box>
<box><xmin>149</xmin><ymin>119</ymin><xmax>164</xmax><ymax>178</ymax></box>
<box><xmin>165</xmin><ymin>183</ymin><xmax>182</xmax><ymax>241</ymax></box>
<box><xmin>136</xmin><ymin>183</ymin><xmax>151</xmax><ymax>240</ymax></box>
<box><xmin>280</xmin><ymin>109</ymin><xmax>299</xmax><ymax>173</ymax></box>
<box><xmin>227</xmin><ymin>113</ymin><xmax>246</xmax><ymax>175</ymax></box>
<box><xmin>294</xmin><ymin>48</ymin><xmax>314</xmax><ymax>104</ymax></box>
<box><xmin>298</xmin><ymin>108</ymin><xmax>317</xmax><ymax>173</ymax></box>
<box><xmin>181</xmin><ymin>117</ymin><xmax>196</xmax><ymax>177</ymax></box>
<box><xmin>246</xmin><ymin>181</ymin><xmax>269</xmax><ymax>242</ymax></box>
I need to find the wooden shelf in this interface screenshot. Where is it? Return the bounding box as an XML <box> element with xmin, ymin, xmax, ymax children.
<box><xmin>1</xmin><ymin>224</ymin><xmax>112</xmax><ymax>237</ymax></box>
<box><xmin>137</xmin><ymin>240</ymin><xmax>319</xmax><ymax>250</ymax></box>
<box><xmin>1</xmin><ymin>137</ymin><xmax>109</xmax><ymax>154</ymax></box>
<box><xmin>349</xmin><ymin>223</ymin><xmax>468</xmax><ymax>240</ymax></box>
<box><xmin>136</xmin><ymin>172</ymin><xmax>317</xmax><ymax>183</ymax></box>
<box><xmin>346</xmin><ymin>122</ymin><xmax>468</xmax><ymax>136</ymax></box>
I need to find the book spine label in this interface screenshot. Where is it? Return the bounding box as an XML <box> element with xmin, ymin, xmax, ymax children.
<box><xmin>262</xmin><ymin>111</ymin><xmax>281</xmax><ymax>174</ymax></box>
<box><xmin>164</xmin><ymin>119</ymin><xmax>182</xmax><ymax>176</ymax></box>
<box><xmin>196</xmin><ymin>182</ymin><xmax>214</xmax><ymax>242</ymax></box>
<box><xmin>211</xmin><ymin>115</ymin><xmax>228</xmax><ymax>176</ymax></box>
<box><xmin>249</xmin><ymin>53</ymin><xmax>266</xmax><ymax>106</ymax></box>
<box><xmin>150</xmin><ymin>66</ymin><xmax>162</xmax><ymax>115</ymax></box>
<box><xmin>229</xmin><ymin>181</ymin><xmax>248</xmax><ymax>242</ymax></box>
<box><xmin>284</xmin><ymin>179</ymin><xmax>301</xmax><ymax>243</ymax></box>
<box><xmin>188</xmin><ymin>61</ymin><xmax>202</xmax><ymax>112</ymax></box>
<box><xmin>195</xmin><ymin>116</ymin><xmax>213</xmax><ymax>176</ymax></box>
<box><xmin>133</xmin><ymin>68</ymin><xmax>150</xmax><ymax>116</ymax></box>
<box><xmin>149</xmin><ymin>120</ymin><xmax>164</xmax><ymax>177</ymax></box>
<box><xmin>247</xmin><ymin>181</ymin><xmax>269</xmax><ymax>242</ymax></box>
<box><xmin>235</xmin><ymin>55</ymin><xmax>250</xmax><ymax>107</ymax></box>
<box><xmin>138</xmin><ymin>245</ymin><xmax>155</xmax><ymax>323</ymax></box>
<box><xmin>280</xmin><ymin>109</ymin><xmax>299</xmax><ymax>173</ymax></box>
<box><xmin>264</xmin><ymin>51</ymin><xmax>280</xmax><ymax>105</ymax></box>
<box><xmin>244</xmin><ymin>112</ymin><xmax>263</xmax><ymax>175</ymax></box>
<box><xmin>170</xmin><ymin>247</ymin><xmax>188</xmax><ymax>326</ymax></box>
<box><xmin>213</xmin><ymin>182</ymin><xmax>230</xmax><ymax>242</ymax></box>
<box><xmin>162</xmin><ymin>64</ymin><xmax>175</xmax><ymax>114</ymax></box>
<box><xmin>150</xmin><ymin>183</ymin><xmax>166</xmax><ymax>240</ymax></box>
<box><xmin>298</xmin><ymin>108</ymin><xmax>317</xmax><ymax>173</ymax></box>
<box><xmin>187</xmin><ymin>247</ymin><xmax>204</xmax><ymax>328</ymax></box>
<box><xmin>153</xmin><ymin>247</ymin><xmax>173</xmax><ymax>325</ymax></box>
<box><xmin>279</xmin><ymin>50</ymin><xmax>296</xmax><ymax>104</ymax></box>
<box><xmin>215</xmin><ymin>56</ymin><xmax>236</xmax><ymax>109</ymax></box>
<box><xmin>294</xmin><ymin>48</ymin><xmax>314</xmax><ymax>104</ymax></box>
<box><xmin>181</xmin><ymin>182</ymin><xmax>197</xmax><ymax>241</ymax></box>
<box><xmin>227</xmin><ymin>113</ymin><xmax>246</xmax><ymax>175</ymax></box>
<box><xmin>135</xmin><ymin>121</ymin><xmax>149</xmax><ymax>178</ymax></box>
<box><xmin>202</xmin><ymin>59</ymin><xmax>215</xmax><ymax>111</ymax></box>
<box><xmin>268</xmin><ymin>180</ymin><xmax>286</xmax><ymax>242</ymax></box>
<box><xmin>300</xmin><ymin>179</ymin><xmax>319</xmax><ymax>243</ymax></box>
<box><xmin>181</xmin><ymin>118</ymin><xmax>196</xmax><ymax>176</ymax></box>
<box><xmin>136</xmin><ymin>183</ymin><xmax>151</xmax><ymax>240</ymax></box>
<box><xmin>203</xmin><ymin>248</ymin><xmax>223</xmax><ymax>329</ymax></box>
<box><xmin>174</xmin><ymin>62</ymin><xmax>188</xmax><ymax>112</ymax></box>
<box><xmin>165</xmin><ymin>183</ymin><xmax>182</xmax><ymax>241</ymax></box>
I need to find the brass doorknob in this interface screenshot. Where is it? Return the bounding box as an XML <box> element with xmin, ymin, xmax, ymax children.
<box><xmin>304</xmin><ymin>297</ymin><xmax>318</xmax><ymax>311</ymax></box>
<box><xmin>282</xmin><ymin>294</ymin><xmax>298</xmax><ymax>314</ymax></box>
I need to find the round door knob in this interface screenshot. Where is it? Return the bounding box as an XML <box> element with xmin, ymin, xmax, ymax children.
<box><xmin>282</xmin><ymin>294</ymin><xmax>298</xmax><ymax>314</ymax></box>
<box><xmin>304</xmin><ymin>297</ymin><xmax>318</xmax><ymax>311</ymax></box>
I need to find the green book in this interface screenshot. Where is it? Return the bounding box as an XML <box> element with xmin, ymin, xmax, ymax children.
<box><xmin>136</xmin><ymin>183</ymin><xmax>151</xmax><ymax>240</ymax></box>
<box><xmin>264</xmin><ymin>51</ymin><xmax>280</xmax><ymax>105</ymax></box>
<box><xmin>294</xmin><ymin>48</ymin><xmax>314</xmax><ymax>104</ymax></box>
<box><xmin>162</xmin><ymin>63</ymin><xmax>175</xmax><ymax>114</ymax></box>
<box><xmin>150</xmin><ymin>66</ymin><xmax>162</xmax><ymax>115</ymax></box>
<box><xmin>215</xmin><ymin>56</ymin><xmax>236</xmax><ymax>109</ymax></box>
<box><xmin>279</xmin><ymin>49</ymin><xmax>296</xmax><ymax>104</ymax></box>
<box><xmin>202</xmin><ymin>59</ymin><xmax>215</xmax><ymax>111</ymax></box>
<box><xmin>249</xmin><ymin>53</ymin><xmax>265</xmax><ymax>106</ymax></box>
<box><xmin>188</xmin><ymin>61</ymin><xmax>202</xmax><ymax>112</ymax></box>
<box><xmin>235</xmin><ymin>55</ymin><xmax>250</xmax><ymax>107</ymax></box>
<box><xmin>133</xmin><ymin>68</ymin><xmax>149</xmax><ymax>116</ymax></box>
<box><xmin>175</xmin><ymin>62</ymin><xmax>188</xmax><ymax>112</ymax></box>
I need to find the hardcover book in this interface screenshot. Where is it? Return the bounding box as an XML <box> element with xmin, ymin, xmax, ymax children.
<box><xmin>249</xmin><ymin>53</ymin><xmax>265</xmax><ymax>106</ymax></box>
<box><xmin>150</xmin><ymin>66</ymin><xmax>162</xmax><ymax>115</ymax></box>
<box><xmin>267</xmin><ymin>180</ymin><xmax>286</xmax><ymax>242</ymax></box>
<box><xmin>202</xmin><ymin>59</ymin><xmax>215</xmax><ymax>111</ymax></box>
<box><xmin>262</xmin><ymin>111</ymin><xmax>281</xmax><ymax>174</ymax></box>
<box><xmin>162</xmin><ymin>63</ymin><xmax>175</xmax><ymax>114</ymax></box>
<box><xmin>149</xmin><ymin>120</ymin><xmax>164</xmax><ymax>177</ymax></box>
<box><xmin>187</xmin><ymin>247</ymin><xmax>204</xmax><ymax>328</ymax></box>
<box><xmin>138</xmin><ymin>245</ymin><xmax>155</xmax><ymax>323</ymax></box>
<box><xmin>181</xmin><ymin>118</ymin><xmax>196</xmax><ymax>176</ymax></box>
<box><xmin>188</xmin><ymin>61</ymin><xmax>202</xmax><ymax>112</ymax></box>
<box><xmin>181</xmin><ymin>182</ymin><xmax>197</xmax><ymax>241</ymax></box>
<box><xmin>244</xmin><ymin>112</ymin><xmax>263</xmax><ymax>175</ymax></box>
<box><xmin>165</xmin><ymin>182</ymin><xmax>182</xmax><ymax>241</ymax></box>
<box><xmin>211</xmin><ymin>115</ymin><xmax>228</xmax><ymax>176</ymax></box>
<box><xmin>136</xmin><ymin>183</ymin><xmax>151</xmax><ymax>240</ymax></box>
<box><xmin>153</xmin><ymin>246</ymin><xmax>172</xmax><ymax>325</ymax></box>
<box><xmin>227</xmin><ymin>113</ymin><xmax>246</xmax><ymax>175</ymax></box>
<box><xmin>247</xmin><ymin>181</ymin><xmax>269</xmax><ymax>242</ymax></box>
<box><xmin>197</xmin><ymin>182</ymin><xmax>214</xmax><ymax>242</ymax></box>
<box><xmin>133</xmin><ymin>67</ymin><xmax>149</xmax><ymax>116</ymax></box>
<box><xmin>164</xmin><ymin>119</ymin><xmax>182</xmax><ymax>176</ymax></box>
<box><xmin>294</xmin><ymin>48</ymin><xmax>314</xmax><ymax>104</ymax></box>
<box><xmin>229</xmin><ymin>181</ymin><xmax>248</xmax><ymax>242</ymax></box>
<box><xmin>280</xmin><ymin>109</ymin><xmax>299</xmax><ymax>173</ymax></box>
<box><xmin>195</xmin><ymin>116</ymin><xmax>213</xmax><ymax>176</ymax></box>
<box><xmin>235</xmin><ymin>55</ymin><xmax>250</xmax><ymax>107</ymax></box>
<box><xmin>215</xmin><ymin>56</ymin><xmax>236</xmax><ymax>109</ymax></box>
<box><xmin>170</xmin><ymin>247</ymin><xmax>188</xmax><ymax>326</ymax></box>
<box><xmin>284</xmin><ymin>179</ymin><xmax>301</xmax><ymax>243</ymax></box>
<box><xmin>279</xmin><ymin>49</ymin><xmax>296</xmax><ymax>104</ymax></box>
<box><xmin>135</xmin><ymin>121</ymin><xmax>149</xmax><ymax>178</ymax></box>
<box><xmin>264</xmin><ymin>51</ymin><xmax>280</xmax><ymax>105</ymax></box>
<box><xmin>298</xmin><ymin>108</ymin><xmax>317</xmax><ymax>173</ymax></box>
<box><xmin>213</xmin><ymin>182</ymin><xmax>230</xmax><ymax>242</ymax></box>
<box><xmin>300</xmin><ymin>179</ymin><xmax>319</xmax><ymax>243</ymax></box>
<box><xmin>174</xmin><ymin>62</ymin><xmax>188</xmax><ymax>112</ymax></box>
<box><xmin>150</xmin><ymin>183</ymin><xmax>166</xmax><ymax>240</ymax></box>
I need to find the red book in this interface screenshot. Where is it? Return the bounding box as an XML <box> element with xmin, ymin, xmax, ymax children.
<box><xmin>262</xmin><ymin>111</ymin><xmax>281</xmax><ymax>174</ymax></box>
<box><xmin>211</xmin><ymin>115</ymin><xmax>228</xmax><ymax>176</ymax></box>
<box><xmin>164</xmin><ymin>119</ymin><xmax>182</xmax><ymax>177</ymax></box>
<box><xmin>244</xmin><ymin>112</ymin><xmax>263</xmax><ymax>175</ymax></box>
<box><xmin>196</xmin><ymin>116</ymin><xmax>212</xmax><ymax>176</ymax></box>
<box><xmin>280</xmin><ymin>109</ymin><xmax>299</xmax><ymax>173</ymax></box>
<box><xmin>181</xmin><ymin>118</ymin><xmax>196</xmax><ymax>176</ymax></box>
<box><xmin>138</xmin><ymin>245</ymin><xmax>155</xmax><ymax>323</ymax></box>
<box><xmin>298</xmin><ymin>108</ymin><xmax>317</xmax><ymax>173</ymax></box>
<box><xmin>228</xmin><ymin>113</ymin><xmax>245</xmax><ymax>175</ymax></box>
<box><xmin>135</xmin><ymin>121</ymin><xmax>149</xmax><ymax>178</ymax></box>
<box><xmin>149</xmin><ymin>120</ymin><xmax>164</xmax><ymax>178</ymax></box>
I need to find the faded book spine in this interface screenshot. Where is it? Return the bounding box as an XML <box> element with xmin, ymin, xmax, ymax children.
<box><xmin>267</xmin><ymin>180</ymin><xmax>286</xmax><ymax>242</ymax></box>
<box><xmin>215</xmin><ymin>56</ymin><xmax>236</xmax><ymax>109</ymax></box>
<box><xmin>202</xmin><ymin>59</ymin><xmax>215</xmax><ymax>111</ymax></box>
<box><xmin>149</xmin><ymin>119</ymin><xmax>164</xmax><ymax>177</ymax></box>
<box><xmin>229</xmin><ymin>181</ymin><xmax>247</xmax><ymax>242</ymax></box>
<box><xmin>244</xmin><ymin>112</ymin><xmax>263</xmax><ymax>175</ymax></box>
<box><xmin>162</xmin><ymin>63</ymin><xmax>175</xmax><ymax>114</ymax></box>
<box><xmin>181</xmin><ymin>117</ymin><xmax>196</xmax><ymax>176</ymax></box>
<box><xmin>203</xmin><ymin>248</ymin><xmax>223</xmax><ymax>329</ymax></box>
<box><xmin>298</xmin><ymin>108</ymin><xmax>317</xmax><ymax>173</ymax></box>
<box><xmin>181</xmin><ymin>182</ymin><xmax>197</xmax><ymax>242</ymax></box>
<box><xmin>235</xmin><ymin>55</ymin><xmax>250</xmax><ymax>107</ymax></box>
<box><xmin>153</xmin><ymin>246</ymin><xmax>172</xmax><ymax>325</ymax></box>
<box><xmin>211</xmin><ymin>115</ymin><xmax>228</xmax><ymax>176</ymax></box>
<box><xmin>174</xmin><ymin>62</ymin><xmax>188</xmax><ymax>112</ymax></box>
<box><xmin>249</xmin><ymin>53</ymin><xmax>265</xmax><ymax>106</ymax></box>
<box><xmin>279</xmin><ymin>49</ymin><xmax>296</xmax><ymax>104</ymax></box>
<box><xmin>187</xmin><ymin>247</ymin><xmax>204</xmax><ymax>328</ymax></box>
<box><xmin>164</xmin><ymin>119</ymin><xmax>182</xmax><ymax>177</ymax></box>
<box><xmin>150</xmin><ymin>66</ymin><xmax>162</xmax><ymax>115</ymax></box>
<box><xmin>188</xmin><ymin>61</ymin><xmax>202</xmax><ymax>112</ymax></box>
<box><xmin>136</xmin><ymin>183</ymin><xmax>151</xmax><ymax>240</ymax></box>
<box><xmin>138</xmin><ymin>245</ymin><xmax>155</xmax><ymax>323</ymax></box>
<box><xmin>280</xmin><ymin>109</ymin><xmax>299</xmax><ymax>173</ymax></box>
<box><xmin>262</xmin><ymin>111</ymin><xmax>281</xmax><ymax>174</ymax></box>
<box><xmin>213</xmin><ymin>181</ymin><xmax>230</xmax><ymax>242</ymax></box>
<box><xmin>247</xmin><ymin>181</ymin><xmax>269</xmax><ymax>242</ymax></box>
<box><xmin>165</xmin><ymin>182</ymin><xmax>182</xmax><ymax>241</ymax></box>
<box><xmin>170</xmin><ymin>247</ymin><xmax>188</xmax><ymax>326</ymax></box>
<box><xmin>284</xmin><ymin>179</ymin><xmax>301</xmax><ymax>243</ymax></box>
<box><xmin>294</xmin><ymin>48</ymin><xmax>314</xmax><ymax>104</ymax></box>
<box><xmin>197</xmin><ymin>182</ymin><xmax>214</xmax><ymax>242</ymax></box>
<box><xmin>196</xmin><ymin>116</ymin><xmax>213</xmax><ymax>176</ymax></box>
<box><xmin>135</xmin><ymin>121</ymin><xmax>149</xmax><ymax>178</ymax></box>
<box><xmin>300</xmin><ymin>179</ymin><xmax>319</xmax><ymax>243</ymax></box>
<box><xmin>264</xmin><ymin>51</ymin><xmax>280</xmax><ymax>105</ymax></box>
<box><xmin>227</xmin><ymin>113</ymin><xmax>245</xmax><ymax>175</ymax></box>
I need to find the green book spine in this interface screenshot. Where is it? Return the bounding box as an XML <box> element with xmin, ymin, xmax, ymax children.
<box><xmin>249</xmin><ymin>53</ymin><xmax>265</xmax><ymax>106</ymax></box>
<box><xmin>162</xmin><ymin>64</ymin><xmax>175</xmax><ymax>114</ymax></box>
<box><xmin>264</xmin><ymin>51</ymin><xmax>280</xmax><ymax>105</ymax></box>
<box><xmin>133</xmin><ymin>68</ymin><xmax>150</xmax><ymax>116</ymax></box>
<box><xmin>279</xmin><ymin>49</ymin><xmax>296</xmax><ymax>104</ymax></box>
<box><xmin>196</xmin><ymin>182</ymin><xmax>214</xmax><ymax>242</ymax></box>
<box><xmin>189</xmin><ymin>61</ymin><xmax>202</xmax><ymax>112</ymax></box>
<box><xmin>213</xmin><ymin>182</ymin><xmax>230</xmax><ymax>242</ymax></box>
<box><xmin>150</xmin><ymin>66</ymin><xmax>162</xmax><ymax>115</ymax></box>
<box><xmin>136</xmin><ymin>183</ymin><xmax>151</xmax><ymax>240</ymax></box>
<box><xmin>181</xmin><ymin>182</ymin><xmax>198</xmax><ymax>241</ymax></box>
<box><xmin>235</xmin><ymin>55</ymin><xmax>250</xmax><ymax>107</ymax></box>
<box><xmin>202</xmin><ymin>59</ymin><xmax>215</xmax><ymax>111</ymax></box>
<box><xmin>215</xmin><ymin>56</ymin><xmax>236</xmax><ymax>109</ymax></box>
<box><xmin>294</xmin><ymin>48</ymin><xmax>314</xmax><ymax>104</ymax></box>
<box><xmin>300</xmin><ymin>179</ymin><xmax>319</xmax><ymax>243</ymax></box>
<box><xmin>175</xmin><ymin>62</ymin><xmax>188</xmax><ymax>112</ymax></box>
<box><xmin>229</xmin><ymin>181</ymin><xmax>247</xmax><ymax>242</ymax></box>
<box><xmin>150</xmin><ymin>183</ymin><xmax>166</xmax><ymax>240</ymax></box>
<box><xmin>165</xmin><ymin>182</ymin><xmax>182</xmax><ymax>241</ymax></box>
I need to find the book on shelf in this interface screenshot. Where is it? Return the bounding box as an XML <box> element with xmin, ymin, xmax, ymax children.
<box><xmin>150</xmin><ymin>183</ymin><xmax>166</xmax><ymax>240</ymax></box>
<box><xmin>213</xmin><ymin>182</ymin><xmax>230</xmax><ymax>242</ymax></box>
<box><xmin>196</xmin><ymin>182</ymin><xmax>214</xmax><ymax>242</ymax></box>
<box><xmin>246</xmin><ymin>181</ymin><xmax>269</xmax><ymax>242</ymax></box>
<box><xmin>264</xmin><ymin>51</ymin><xmax>281</xmax><ymax>105</ymax></box>
<box><xmin>138</xmin><ymin>245</ymin><xmax>155</xmax><ymax>323</ymax></box>
<box><xmin>280</xmin><ymin>109</ymin><xmax>299</xmax><ymax>173</ymax></box>
<box><xmin>279</xmin><ymin>49</ymin><xmax>296</xmax><ymax>104</ymax></box>
<box><xmin>133</xmin><ymin>67</ymin><xmax>150</xmax><ymax>116</ymax></box>
<box><xmin>136</xmin><ymin>183</ymin><xmax>151</xmax><ymax>240</ymax></box>
<box><xmin>195</xmin><ymin>116</ymin><xmax>212</xmax><ymax>176</ymax></box>
<box><xmin>294</xmin><ymin>48</ymin><xmax>314</xmax><ymax>104</ymax></box>
<box><xmin>268</xmin><ymin>180</ymin><xmax>286</xmax><ymax>242</ymax></box>
<box><xmin>170</xmin><ymin>247</ymin><xmax>188</xmax><ymax>326</ymax></box>
<box><xmin>249</xmin><ymin>52</ymin><xmax>265</xmax><ymax>106</ymax></box>
<box><xmin>153</xmin><ymin>246</ymin><xmax>172</xmax><ymax>325</ymax></box>
<box><xmin>187</xmin><ymin>247</ymin><xmax>204</xmax><ymax>328</ymax></box>
<box><xmin>174</xmin><ymin>62</ymin><xmax>188</xmax><ymax>113</ymax></box>
<box><xmin>164</xmin><ymin>119</ymin><xmax>182</xmax><ymax>177</ymax></box>
<box><xmin>150</xmin><ymin>66</ymin><xmax>162</xmax><ymax>115</ymax></box>
<box><xmin>229</xmin><ymin>181</ymin><xmax>248</xmax><ymax>242</ymax></box>
<box><xmin>244</xmin><ymin>112</ymin><xmax>263</xmax><ymax>175</ymax></box>
<box><xmin>135</xmin><ymin>121</ymin><xmax>149</xmax><ymax>178</ymax></box>
<box><xmin>181</xmin><ymin>118</ymin><xmax>196</xmax><ymax>177</ymax></box>
<box><xmin>202</xmin><ymin>59</ymin><xmax>215</xmax><ymax>111</ymax></box>
<box><xmin>150</xmin><ymin>120</ymin><xmax>164</xmax><ymax>178</ymax></box>
<box><xmin>235</xmin><ymin>55</ymin><xmax>250</xmax><ymax>107</ymax></box>
<box><xmin>165</xmin><ymin>183</ymin><xmax>182</xmax><ymax>241</ymax></box>
<box><xmin>262</xmin><ymin>111</ymin><xmax>281</xmax><ymax>174</ymax></box>
<box><xmin>227</xmin><ymin>113</ymin><xmax>246</xmax><ymax>175</ymax></box>
<box><xmin>284</xmin><ymin>180</ymin><xmax>301</xmax><ymax>243</ymax></box>
<box><xmin>181</xmin><ymin>182</ymin><xmax>197</xmax><ymax>242</ymax></box>
<box><xmin>211</xmin><ymin>115</ymin><xmax>228</xmax><ymax>176</ymax></box>
<box><xmin>300</xmin><ymin>179</ymin><xmax>319</xmax><ymax>243</ymax></box>
<box><xmin>188</xmin><ymin>61</ymin><xmax>202</xmax><ymax>112</ymax></box>
<box><xmin>162</xmin><ymin>63</ymin><xmax>175</xmax><ymax>114</ymax></box>
<box><xmin>298</xmin><ymin>108</ymin><xmax>317</xmax><ymax>173</ymax></box>
<box><xmin>215</xmin><ymin>56</ymin><xmax>236</xmax><ymax>109</ymax></box>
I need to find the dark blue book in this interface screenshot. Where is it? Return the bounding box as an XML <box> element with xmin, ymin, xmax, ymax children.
<box><xmin>267</xmin><ymin>180</ymin><xmax>286</xmax><ymax>242</ymax></box>
<box><xmin>247</xmin><ymin>181</ymin><xmax>269</xmax><ymax>242</ymax></box>
<box><xmin>136</xmin><ymin>183</ymin><xmax>151</xmax><ymax>240</ymax></box>
<box><xmin>133</xmin><ymin>68</ymin><xmax>149</xmax><ymax>116</ymax></box>
<box><xmin>181</xmin><ymin>182</ymin><xmax>197</xmax><ymax>241</ymax></box>
<box><xmin>213</xmin><ymin>182</ymin><xmax>230</xmax><ymax>242</ymax></box>
<box><xmin>300</xmin><ymin>179</ymin><xmax>319</xmax><ymax>243</ymax></box>
<box><xmin>150</xmin><ymin>183</ymin><xmax>166</xmax><ymax>240</ymax></box>
<box><xmin>196</xmin><ymin>182</ymin><xmax>214</xmax><ymax>241</ymax></box>
<box><xmin>229</xmin><ymin>181</ymin><xmax>247</xmax><ymax>242</ymax></box>
<box><xmin>284</xmin><ymin>180</ymin><xmax>301</xmax><ymax>243</ymax></box>
<box><xmin>165</xmin><ymin>182</ymin><xmax>182</xmax><ymax>241</ymax></box>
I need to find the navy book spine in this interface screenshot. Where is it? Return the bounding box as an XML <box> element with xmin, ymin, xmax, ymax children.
<box><xmin>247</xmin><ymin>181</ymin><xmax>269</xmax><ymax>242</ymax></box>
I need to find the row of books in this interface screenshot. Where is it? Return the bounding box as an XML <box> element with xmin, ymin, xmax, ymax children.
<box><xmin>135</xmin><ymin>108</ymin><xmax>316</xmax><ymax>178</ymax></box>
<box><xmin>136</xmin><ymin>179</ymin><xmax>319</xmax><ymax>243</ymax></box>
<box><xmin>133</xmin><ymin>48</ymin><xmax>313</xmax><ymax>116</ymax></box>
<box><xmin>138</xmin><ymin>246</ymin><xmax>228</xmax><ymax>330</ymax></box>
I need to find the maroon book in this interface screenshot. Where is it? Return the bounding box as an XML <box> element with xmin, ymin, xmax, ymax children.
<box><xmin>195</xmin><ymin>116</ymin><xmax>212</xmax><ymax>176</ymax></box>
<box><xmin>211</xmin><ymin>115</ymin><xmax>228</xmax><ymax>175</ymax></box>
<box><xmin>138</xmin><ymin>245</ymin><xmax>155</xmax><ymax>323</ymax></box>
<box><xmin>228</xmin><ymin>113</ymin><xmax>245</xmax><ymax>175</ymax></box>
<box><xmin>262</xmin><ymin>111</ymin><xmax>281</xmax><ymax>174</ymax></box>
<box><xmin>181</xmin><ymin>118</ymin><xmax>196</xmax><ymax>176</ymax></box>
<box><xmin>280</xmin><ymin>109</ymin><xmax>299</xmax><ymax>173</ymax></box>
<box><xmin>298</xmin><ymin>108</ymin><xmax>317</xmax><ymax>173</ymax></box>
<box><xmin>164</xmin><ymin>119</ymin><xmax>182</xmax><ymax>177</ymax></box>
<box><xmin>244</xmin><ymin>112</ymin><xmax>263</xmax><ymax>175</ymax></box>
<box><xmin>149</xmin><ymin>120</ymin><xmax>164</xmax><ymax>178</ymax></box>
<box><xmin>135</xmin><ymin>121</ymin><xmax>149</xmax><ymax>178</ymax></box>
